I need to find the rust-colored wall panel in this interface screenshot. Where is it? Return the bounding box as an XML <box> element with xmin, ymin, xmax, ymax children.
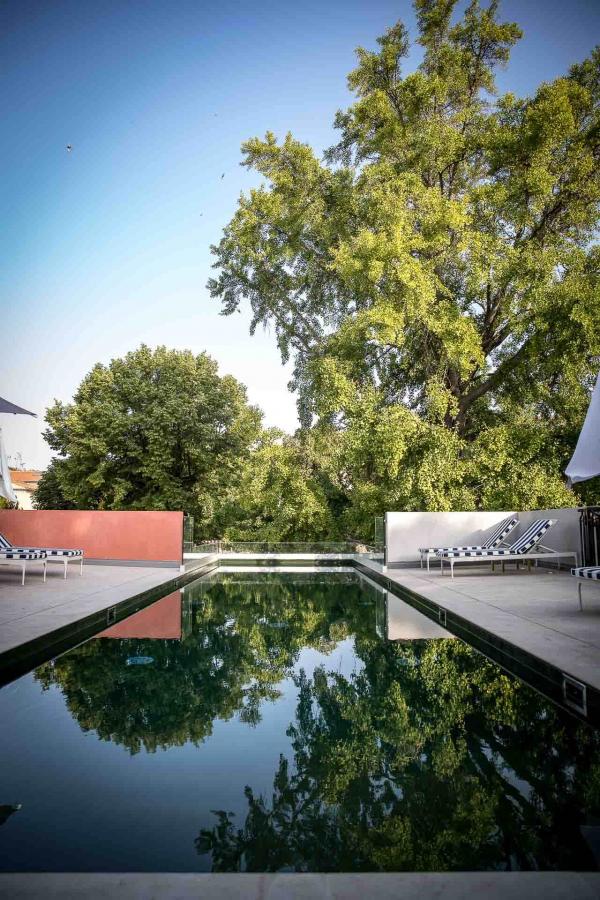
<box><xmin>0</xmin><ymin>510</ymin><xmax>183</xmax><ymax>563</ymax></box>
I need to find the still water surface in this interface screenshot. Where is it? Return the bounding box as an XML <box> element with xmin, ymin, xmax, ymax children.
<box><xmin>0</xmin><ymin>571</ymin><xmax>599</xmax><ymax>872</ymax></box>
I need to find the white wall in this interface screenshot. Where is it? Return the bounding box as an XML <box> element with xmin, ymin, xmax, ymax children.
<box><xmin>385</xmin><ymin>508</ymin><xmax>581</xmax><ymax>565</ymax></box>
<box><xmin>14</xmin><ymin>486</ymin><xmax>34</xmax><ymax>510</ymax></box>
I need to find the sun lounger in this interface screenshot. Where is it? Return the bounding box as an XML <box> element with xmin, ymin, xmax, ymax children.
<box><xmin>0</xmin><ymin>532</ymin><xmax>83</xmax><ymax>579</ymax></box>
<box><xmin>436</xmin><ymin>519</ymin><xmax>578</xmax><ymax>578</ymax></box>
<box><xmin>571</xmin><ymin>566</ymin><xmax>600</xmax><ymax>610</ymax></box>
<box><xmin>419</xmin><ymin>515</ymin><xmax>518</xmax><ymax>572</ymax></box>
<box><xmin>0</xmin><ymin>549</ymin><xmax>47</xmax><ymax>585</ymax></box>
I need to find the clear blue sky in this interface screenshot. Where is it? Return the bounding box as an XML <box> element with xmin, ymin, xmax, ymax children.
<box><xmin>2</xmin><ymin>0</ymin><xmax>599</xmax><ymax>468</ymax></box>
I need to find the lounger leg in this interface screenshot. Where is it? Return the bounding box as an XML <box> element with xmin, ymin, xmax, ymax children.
<box><xmin>501</xmin><ymin>561</ymin><xmax>505</xmax><ymax>573</ymax></box>
<box><xmin>427</xmin><ymin>553</ymin><xmax>430</xmax><ymax>573</ymax></box>
<box><xmin>578</xmin><ymin>581</ymin><xmax>583</xmax><ymax>611</ymax></box>
<box><xmin>440</xmin><ymin>558</ymin><xmax>444</xmax><ymax>575</ymax></box>
<box><xmin>43</xmin><ymin>561</ymin><xmax>47</xmax><ymax>583</ymax></box>
<box><xmin>63</xmin><ymin>559</ymin><xmax>68</xmax><ymax>580</ymax></box>
<box><xmin>80</xmin><ymin>557</ymin><xmax>84</xmax><ymax>576</ymax></box>
<box><xmin>450</xmin><ymin>560</ymin><xmax>454</xmax><ymax>579</ymax></box>
<box><xmin>420</xmin><ymin>552</ymin><xmax>423</xmax><ymax>569</ymax></box>
<box><xmin>21</xmin><ymin>563</ymin><xmax>25</xmax><ymax>586</ymax></box>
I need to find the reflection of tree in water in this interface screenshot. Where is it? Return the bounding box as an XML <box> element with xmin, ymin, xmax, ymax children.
<box><xmin>35</xmin><ymin>574</ymin><xmax>380</xmax><ymax>754</ymax></box>
<box><xmin>197</xmin><ymin>639</ymin><xmax>600</xmax><ymax>872</ymax></box>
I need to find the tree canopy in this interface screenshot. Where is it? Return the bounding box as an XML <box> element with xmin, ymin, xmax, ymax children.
<box><xmin>37</xmin><ymin>345</ymin><xmax>262</xmax><ymax>534</ymax></box>
<box><xmin>214</xmin><ymin>430</ymin><xmax>339</xmax><ymax>541</ymax></box>
<box><xmin>209</xmin><ymin>0</ymin><xmax>600</xmax><ymax>530</ymax></box>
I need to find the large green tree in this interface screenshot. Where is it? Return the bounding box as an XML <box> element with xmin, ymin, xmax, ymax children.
<box><xmin>215</xmin><ymin>430</ymin><xmax>339</xmax><ymax>542</ymax></box>
<box><xmin>39</xmin><ymin>345</ymin><xmax>262</xmax><ymax>534</ymax></box>
<box><xmin>209</xmin><ymin>0</ymin><xmax>600</xmax><ymax>532</ymax></box>
<box><xmin>33</xmin><ymin>459</ymin><xmax>75</xmax><ymax>510</ymax></box>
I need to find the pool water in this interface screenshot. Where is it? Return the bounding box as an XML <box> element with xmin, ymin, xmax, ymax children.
<box><xmin>0</xmin><ymin>570</ymin><xmax>599</xmax><ymax>872</ymax></box>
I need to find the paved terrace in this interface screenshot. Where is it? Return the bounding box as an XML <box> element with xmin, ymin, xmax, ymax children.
<box><xmin>364</xmin><ymin>560</ymin><xmax>600</xmax><ymax>691</ymax></box>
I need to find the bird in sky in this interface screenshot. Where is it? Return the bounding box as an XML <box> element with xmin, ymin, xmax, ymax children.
<box><xmin>221</xmin><ymin>173</ymin><xmax>225</xmax><ymax>179</ymax></box>
<box><xmin>66</xmin><ymin>144</ymin><xmax>73</xmax><ymax>153</ymax></box>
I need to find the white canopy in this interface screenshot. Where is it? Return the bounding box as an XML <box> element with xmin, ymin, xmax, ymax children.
<box><xmin>566</xmin><ymin>371</ymin><xmax>600</xmax><ymax>485</ymax></box>
<box><xmin>0</xmin><ymin>395</ymin><xmax>36</xmax><ymax>504</ymax></box>
<box><xmin>0</xmin><ymin>427</ymin><xmax>17</xmax><ymax>504</ymax></box>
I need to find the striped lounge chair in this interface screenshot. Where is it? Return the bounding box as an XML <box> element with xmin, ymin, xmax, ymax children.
<box><xmin>571</xmin><ymin>566</ymin><xmax>600</xmax><ymax>610</ymax></box>
<box><xmin>0</xmin><ymin>549</ymin><xmax>47</xmax><ymax>585</ymax></box>
<box><xmin>0</xmin><ymin>532</ymin><xmax>84</xmax><ymax>580</ymax></box>
<box><xmin>436</xmin><ymin>519</ymin><xmax>578</xmax><ymax>579</ymax></box>
<box><xmin>419</xmin><ymin>515</ymin><xmax>518</xmax><ymax>572</ymax></box>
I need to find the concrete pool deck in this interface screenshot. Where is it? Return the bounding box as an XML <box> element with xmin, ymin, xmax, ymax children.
<box><xmin>1</xmin><ymin>871</ymin><xmax>599</xmax><ymax>899</ymax></box>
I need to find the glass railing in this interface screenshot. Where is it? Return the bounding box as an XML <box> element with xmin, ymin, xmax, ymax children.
<box><xmin>187</xmin><ymin>540</ymin><xmax>384</xmax><ymax>558</ymax></box>
<box><xmin>183</xmin><ymin>516</ymin><xmax>195</xmax><ymax>554</ymax></box>
<box><xmin>188</xmin><ymin>541</ymin><xmax>220</xmax><ymax>555</ymax></box>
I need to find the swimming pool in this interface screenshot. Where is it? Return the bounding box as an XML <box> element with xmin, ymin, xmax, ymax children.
<box><xmin>0</xmin><ymin>570</ymin><xmax>599</xmax><ymax>872</ymax></box>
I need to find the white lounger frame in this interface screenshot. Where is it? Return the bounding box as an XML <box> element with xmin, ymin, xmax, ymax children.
<box><xmin>440</xmin><ymin>547</ymin><xmax>579</xmax><ymax>579</ymax></box>
<box><xmin>419</xmin><ymin>516</ymin><xmax>519</xmax><ymax>572</ymax></box>
<box><xmin>420</xmin><ymin>539</ymin><xmax>514</xmax><ymax>572</ymax></box>
<box><xmin>0</xmin><ymin>556</ymin><xmax>47</xmax><ymax>586</ymax></box>
<box><xmin>45</xmin><ymin>556</ymin><xmax>85</xmax><ymax>579</ymax></box>
<box><xmin>572</xmin><ymin>572</ymin><xmax>600</xmax><ymax>611</ymax></box>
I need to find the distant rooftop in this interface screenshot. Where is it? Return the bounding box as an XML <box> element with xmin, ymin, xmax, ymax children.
<box><xmin>9</xmin><ymin>469</ymin><xmax>42</xmax><ymax>490</ymax></box>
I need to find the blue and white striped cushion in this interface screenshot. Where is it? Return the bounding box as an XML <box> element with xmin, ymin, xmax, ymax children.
<box><xmin>437</xmin><ymin>547</ymin><xmax>513</xmax><ymax>559</ymax></box>
<box><xmin>0</xmin><ymin>532</ymin><xmax>83</xmax><ymax>558</ymax></box>
<box><xmin>486</xmin><ymin>515</ymin><xmax>519</xmax><ymax>548</ymax></box>
<box><xmin>420</xmin><ymin>515</ymin><xmax>518</xmax><ymax>556</ymax></box>
<box><xmin>46</xmin><ymin>548</ymin><xmax>83</xmax><ymax>558</ymax></box>
<box><xmin>571</xmin><ymin>567</ymin><xmax>600</xmax><ymax>580</ymax></box>
<box><xmin>421</xmin><ymin>544</ymin><xmax>486</xmax><ymax>553</ymax></box>
<box><xmin>509</xmin><ymin>519</ymin><xmax>552</xmax><ymax>554</ymax></box>
<box><xmin>0</xmin><ymin>549</ymin><xmax>46</xmax><ymax>560</ymax></box>
<box><xmin>438</xmin><ymin>520</ymin><xmax>553</xmax><ymax>559</ymax></box>
<box><xmin>12</xmin><ymin>547</ymin><xmax>83</xmax><ymax>558</ymax></box>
